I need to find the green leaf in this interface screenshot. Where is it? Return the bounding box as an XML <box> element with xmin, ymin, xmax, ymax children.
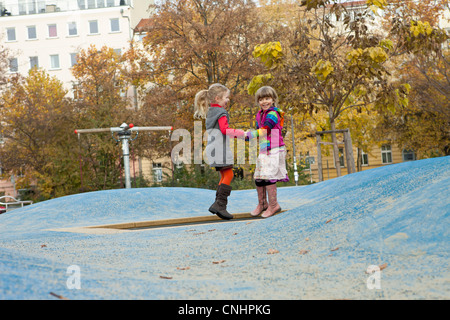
<box><xmin>311</xmin><ymin>59</ymin><xmax>334</xmax><ymax>81</ymax></box>
<box><xmin>252</xmin><ymin>42</ymin><xmax>283</xmax><ymax>69</ymax></box>
<box><xmin>247</xmin><ymin>73</ymin><xmax>273</xmax><ymax>95</ymax></box>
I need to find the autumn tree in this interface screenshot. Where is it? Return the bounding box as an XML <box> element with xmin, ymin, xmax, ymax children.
<box><xmin>0</xmin><ymin>38</ymin><xmax>10</xmax><ymax>88</ymax></box>
<box><xmin>385</xmin><ymin>0</ymin><xmax>448</xmax><ymax>115</ymax></box>
<box><xmin>374</xmin><ymin>0</ymin><xmax>450</xmax><ymax>157</ymax></box>
<box><xmin>130</xmin><ymin>0</ymin><xmax>276</xmax><ymax>126</ymax></box>
<box><xmin>71</xmin><ymin>45</ymin><xmax>137</xmax><ymax>190</ymax></box>
<box><xmin>339</xmin><ymin>108</ymin><xmax>381</xmax><ymax>171</ymax></box>
<box><xmin>0</xmin><ymin>69</ymin><xmax>78</xmax><ymax>199</ymax></box>
<box><xmin>0</xmin><ymin>37</ymin><xmax>11</xmax><ymax>176</ymax></box>
<box><xmin>248</xmin><ymin>0</ymin><xmax>447</xmax><ymax>175</ymax></box>
<box><xmin>121</xmin><ymin>0</ymin><xmax>283</xmax><ymax>178</ymax></box>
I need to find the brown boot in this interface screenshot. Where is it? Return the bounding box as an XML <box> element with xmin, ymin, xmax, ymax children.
<box><xmin>250</xmin><ymin>186</ymin><xmax>268</xmax><ymax>216</ymax></box>
<box><xmin>261</xmin><ymin>184</ymin><xmax>281</xmax><ymax>218</ymax></box>
<box><xmin>208</xmin><ymin>184</ymin><xmax>233</xmax><ymax>220</ymax></box>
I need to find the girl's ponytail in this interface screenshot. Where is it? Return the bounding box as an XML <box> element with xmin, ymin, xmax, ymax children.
<box><xmin>194</xmin><ymin>83</ymin><xmax>229</xmax><ymax>119</ymax></box>
<box><xmin>194</xmin><ymin>89</ymin><xmax>209</xmax><ymax>119</ymax></box>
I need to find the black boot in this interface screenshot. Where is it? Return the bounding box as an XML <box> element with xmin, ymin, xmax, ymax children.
<box><xmin>210</xmin><ymin>185</ymin><xmax>220</xmax><ymax>215</ymax></box>
<box><xmin>208</xmin><ymin>184</ymin><xmax>233</xmax><ymax>220</ymax></box>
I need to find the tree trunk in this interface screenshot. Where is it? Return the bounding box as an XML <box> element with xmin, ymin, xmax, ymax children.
<box><xmin>330</xmin><ymin>119</ymin><xmax>341</xmax><ymax>177</ymax></box>
<box><xmin>357</xmin><ymin>147</ymin><xmax>362</xmax><ymax>172</ymax></box>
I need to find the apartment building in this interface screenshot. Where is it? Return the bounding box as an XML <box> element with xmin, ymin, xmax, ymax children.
<box><xmin>0</xmin><ymin>0</ymin><xmax>154</xmax><ymax>96</ymax></box>
<box><xmin>0</xmin><ymin>0</ymin><xmax>155</xmax><ymax>197</ymax></box>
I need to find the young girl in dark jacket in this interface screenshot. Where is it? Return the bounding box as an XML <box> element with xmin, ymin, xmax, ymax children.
<box><xmin>194</xmin><ymin>83</ymin><xmax>245</xmax><ymax>220</ymax></box>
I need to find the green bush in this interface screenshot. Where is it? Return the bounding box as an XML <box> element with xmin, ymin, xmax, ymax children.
<box><xmin>158</xmin><ymin>162</ymin><xmax>312</xmax><ymax>190</ymax></box>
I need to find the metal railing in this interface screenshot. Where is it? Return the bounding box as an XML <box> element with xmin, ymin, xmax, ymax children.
<box><xmin>0</xmin><ymin>195</ymin><xmax>33</xmax><ymax>213</ymax></box>
<box><xmin>75</xmin><ymin>123</ymin><xmax>172</xmax><ymax>189</ymax></box>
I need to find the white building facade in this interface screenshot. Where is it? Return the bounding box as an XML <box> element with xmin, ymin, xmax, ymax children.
<box><xmin>0</xmin><ymin>0</ymin><xmax>155</xmax><ymax>197</ymax></box>
<box><xmin>0</xmin><ymin>0</ymin><xmax>153</xmax><ymax>95</ymax></box>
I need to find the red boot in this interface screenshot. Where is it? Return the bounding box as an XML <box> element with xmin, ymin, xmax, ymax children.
<box><xmin>250</xmin><ymin>186</ymin><xmax>268</xmax><ymax>216</ymax></box>
<box><xmin>261</xmin><ymin>184</ymin><xmax>281</xmax><ymax>218</ymax></box>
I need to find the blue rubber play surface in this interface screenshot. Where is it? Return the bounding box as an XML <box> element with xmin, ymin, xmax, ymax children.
<box><xmin>0</xmin><ymin>156</ymin><xmax>449</xmax><ymax>299</ymax></box>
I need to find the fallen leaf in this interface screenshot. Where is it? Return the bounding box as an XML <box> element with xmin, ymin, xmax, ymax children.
<box><xmin>159</xmin><ymin>276</ymin><xmax>173</xmax><ymax>279</ymax></box>
<box><xmin>246</xmin><ymin>222</ymin><xmax>252</xmax><ymax>225</ymax></box>
<box><xmin>305</xmin><ymin>238</ymin><xmax>310</xmax><ymax>241</ymax></box>
<box><xmin>232</xmin><ymin>232</ymin><xmax>238</xmax><ymax>235</ymax></box>
<box><xmin>365</xmin><ymin>263</ymin><xmax>388</xmax><ymax>274</ymax></box>
<box><xmin>326</xmin><ymin>219</ymin><xmax>332</xmax><ymax>224</ymax></box>
<box><xmin>331</xmin><ymin>247</ymin><xmax>339</xmax><ymax>252</ymax></box>
<box><xmin>193</xmin><ymin>232</ymin><xmax>205</xmax><ymax>236</ymax></box>
<box><xmin>41</xmin><ymin>244</ymin><xmax>47</xmax><ymax>248</ymax></box>
<box><xmin>208</xmin><ymin>229</ymin><xmax>216</xmax><ymax>232</ymax></box>
<box><xmin>267</xmin><ymin>249</ymin><xmax>279</xmax><ymax>254</ymax></box>
<box><xmin>299</xmin><ymin>250</ymin><xmax>309</xmax><ymax>255</ymax></box>
<box><xmin>176</xmin><ymin>267</ymin><xmax>190</xmax><ymax>271</ymax></box>
<box><xmin>49</xmin><ymin>292</ymin><xmax>69</xmax><ymax>300</ymax></box>
<box><xmin>379</xmin><ymin>263</ymin><xmax>388</xmax><ymax>271</ymax></box>
<box><xmin>213</xmin><ymin>260</ymin><xmax>226</xmax><ymax>264</ymax></box>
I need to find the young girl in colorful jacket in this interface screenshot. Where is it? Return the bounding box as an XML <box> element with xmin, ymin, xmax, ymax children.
<box><xmin>246</xmin><ymin>86</ymin><xmax>288</xmax><ymax>218</ymax></box>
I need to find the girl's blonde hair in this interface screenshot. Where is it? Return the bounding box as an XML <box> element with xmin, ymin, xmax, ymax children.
<box><xmin>194</xmin><ymin>83</ymin><xmax>229</xmax><ymax>119</ymax></box>
<box><xmin>255</xmin><ymin>86</ymin><xmax>278</xmax><ymax>107</ymax></box>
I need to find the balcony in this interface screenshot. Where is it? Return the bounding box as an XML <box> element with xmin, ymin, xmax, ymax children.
<box><xmin>0</xmin><ymin>0</ymin><xmax>129</xmax><ymax>17</ymax></box>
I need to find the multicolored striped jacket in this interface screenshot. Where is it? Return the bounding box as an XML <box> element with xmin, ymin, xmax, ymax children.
<box><xmin>246</xmin><ymin>106</ymin><xmax>285</xmax><ymax>154</ymax></box>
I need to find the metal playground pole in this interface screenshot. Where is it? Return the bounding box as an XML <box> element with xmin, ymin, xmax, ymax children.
<box><xmin>75</xmin><ymin>123</ymin><xmax>172</xmax><ymax>189</ymax></box>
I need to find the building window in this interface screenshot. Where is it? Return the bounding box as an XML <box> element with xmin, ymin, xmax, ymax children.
<box><xmin>381</xmin><ymin>144</ymin><xmax>392</xmax><ymax>164</ymax></box>
<box><xmin>19</xmin><ymin>0</ymin><xmax>26</xmax><ymax>14</ymax></box>
<box><xmin>89</xmin><ymin>20</ymin><xmax>99</xmax><ymax>34</ymax></box>
<box><xmin>444</xmin><ymin>28</ymin><xmax>450</xmax><ymax>50</ymax></box>
<box><xmin>137</xmin><ymin>32</ymin><xmax>147</xmax><ymax>42</ymax></box>
<box><xmin>68</xmin><ymin>22</ymin><xmax>78</xmax><ymax>36</ymax></box>
<box><xmin>30</xmin><ymin>56</ymin><xmax>39</xmax><ymax>69</ymax></box>
<box><xmin>27</xmin><ymin>26</ymin><xmax>37</xmax><ymax>39</ymax></box>
<box><xmin>6</xmin><ymin>28</ymin><xmax>16</xmax><ymax>41</ymax></box>
<box><xmin>48</xmin><ymin>24</ymin><xmax>57</xmax><ymax>38</ymax></box>
<box><xmin>9</xmin><ymin>58</ymin><xmax>18</xmax><ymax>72</ymax></box>
<box><xmin>37</xmin><ymin>1</ymin><xmax>46</xmax><ymax>13</ymax></box>
<box><xmin>70</xmin><ymin>53</ymin><xmax>78</xmax><ymax>67</ymax></box>
<box><xmin>110</xmin><ymin>18</ymin><xmax>120</xmax><ymax>32</ymax></box>
<box><xmin>402</xmin><ymin>150</ymin><xmax>416</xmax><ymax>162</ymax></box>
<box><xmin>50</xmin><ymin>54</ymin><xmax>60</xmax><ymax>69</ymax></box>
<box><xmin>107</xmin><ymin>0</ymin><xmax>116</xmax><ymax>7</ymax></box>
<box><xmin>72</xmin><ymin>82</ymin><xmax>80</xmax><ymax>100</ymax></box>
<box><xmin>28</xmin><ymin>0</ymin><xmax>37</xmax><ymax>14</ymax></box>
<box><xmin>153</xmin><ymin>163</ymin><xmax>163</xmax><ymax>183</ymax></box>
<box><xmin>16</xmin><ymin>0</ymin><xmax>40</xmax><ymax>15</ymax></box>
<box><xmin>78</xmin><ymin>0</ymin><xmax>110</xmax><ymax>9</ymax></box>
<box><xmin>361</xmin><ymin>151</ymin><xmax>369</xmax><ymax>166</ymax></box>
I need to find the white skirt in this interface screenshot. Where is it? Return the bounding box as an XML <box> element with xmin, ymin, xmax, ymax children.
<box><xmin>254</xmin><ymin>147</ymin><xmax>288</xmax><ymax>181</ymax></box>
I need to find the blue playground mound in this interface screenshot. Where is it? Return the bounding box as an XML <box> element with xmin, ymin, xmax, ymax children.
<box><xmin>0</xmin><ymin>156</ymin><xmax>449</xmax><ymax>300</ymax></box>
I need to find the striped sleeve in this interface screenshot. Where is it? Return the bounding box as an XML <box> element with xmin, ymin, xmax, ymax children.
<box><xmin>263</xmin><ymin>111</ymin><xmax>279</xmax><ymax>129</ymax></box>
<box><xmin>246</xmin><ymin>111</ymin><xmax>279</xmax><ymax>140</ymax></box>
